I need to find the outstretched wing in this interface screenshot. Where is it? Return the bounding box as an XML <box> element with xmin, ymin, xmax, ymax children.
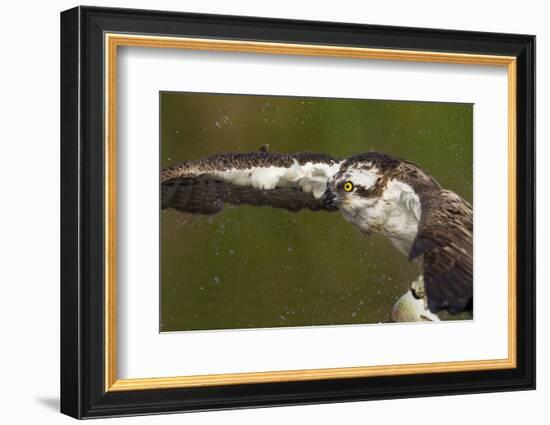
<box><xmin>161</xmin><ymin>151</ymin><xmax>341</xmax><ymax>215</ymax></box>
<box><xmin>409</xmin><ymin>189</ymin><xmax>473</xmax><ymax>314</ymax></box>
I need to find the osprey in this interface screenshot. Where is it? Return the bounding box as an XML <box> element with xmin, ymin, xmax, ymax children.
<box><xmin>161</xmin><ymin>149</ymin><xmax>473</xmax><ymax>316</ymax></box>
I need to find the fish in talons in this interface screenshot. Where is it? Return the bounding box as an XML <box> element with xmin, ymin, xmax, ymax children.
<box><xmin>390</xmin><ymin>276</ymin><xmax>440</xmax><ymax>322</ymax></box>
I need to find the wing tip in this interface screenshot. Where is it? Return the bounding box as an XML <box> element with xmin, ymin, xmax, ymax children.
<box><xmin>428</xmin><ymin>296</ymin><xmax>473</xmax><ymax>315</ymax></box>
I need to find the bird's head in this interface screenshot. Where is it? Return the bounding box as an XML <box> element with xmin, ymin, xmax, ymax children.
<box><xmin>323</xmin><ymin>157</ymin><xmax>389</xmax><ymax>211</ymax></box>
<box><xmin>321</xmin><ymin>153</ymin><xmax>404</xmax><ymax>235</ymax></box>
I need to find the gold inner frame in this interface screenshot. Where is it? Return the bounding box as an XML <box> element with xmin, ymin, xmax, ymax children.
<box><xmin>104</xmin><ymin>33</ymin><xmax>517</xmax><ymax>392</ymax></box>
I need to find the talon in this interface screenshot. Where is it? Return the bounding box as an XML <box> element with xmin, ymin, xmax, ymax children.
<box><xmin>410</xmin><ymin>275</ymin><xmax>425</xmax><ymax>299</ymax></box>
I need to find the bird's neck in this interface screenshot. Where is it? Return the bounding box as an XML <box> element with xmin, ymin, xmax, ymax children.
<box><xmin>348</xmin><ymin>180</ymin><xmax>421</xmax><ymax>256</ymax></box>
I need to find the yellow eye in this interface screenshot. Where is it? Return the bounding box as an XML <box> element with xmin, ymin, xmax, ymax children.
<box><xmin>343</xmin><ymin>181</ymin><xmax>354</xmax><ymax>192</ymax></box>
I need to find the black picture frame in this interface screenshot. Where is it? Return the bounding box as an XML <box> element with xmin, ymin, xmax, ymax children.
<box><xmin>61</xmin><ymin>5</ymin><xmax>535</xmax><ymax>419</ymax></box>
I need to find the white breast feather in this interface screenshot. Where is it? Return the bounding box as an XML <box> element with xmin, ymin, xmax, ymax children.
<box><xmin>382</xmin><ymin>180</ymin><xmax>422</xmax><ymax>256</ymax></box>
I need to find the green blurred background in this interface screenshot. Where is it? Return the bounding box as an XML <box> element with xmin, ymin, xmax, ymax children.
<box><xmin>160</xmin><ymin>92</ymin><xmax>473</xmax><ymax>332</ymax></box>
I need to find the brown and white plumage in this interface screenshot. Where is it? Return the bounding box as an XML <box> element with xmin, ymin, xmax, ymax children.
<box><xmin>161</xmin><ymin>151</ymin><xmax>341</xmax><ymax>214</ymax></box>
<box><xmin>408</xmin><ymin>188</ymin><xmax>473</xmax><ymax>314</ymax></box>
<box><xmin>161</xmin><ymin>150</ymin><xmax>473</xmax><ymax>315</ymax></box>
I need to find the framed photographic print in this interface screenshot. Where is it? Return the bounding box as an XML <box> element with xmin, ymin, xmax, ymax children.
<box><xmin>60</xmin><ymin>6</ymin><xmax>535</xmax><ymax>419</ymax></box>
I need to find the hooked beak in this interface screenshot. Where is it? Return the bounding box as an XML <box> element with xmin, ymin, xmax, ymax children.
<box><xmin>322</xmin><ymin>189</ymin><xmax>338</xmax><ymax>211</ymax></box>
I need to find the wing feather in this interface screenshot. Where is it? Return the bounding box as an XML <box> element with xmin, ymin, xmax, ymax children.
<box><xmin>409</xmin><ymin>189</ymin><xmax>473</xmax><ymax>314</ymax></box>
<box><xmin>162</xmin><ymin>151</ymin><xmax>340</xmax><ymax>215</ymax></box>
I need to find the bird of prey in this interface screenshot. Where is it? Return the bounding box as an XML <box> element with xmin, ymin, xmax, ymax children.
<box><xmin>161</xmin><ymin>148</ymin><xmax>473</xmax><ymax>316</ymax></box>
